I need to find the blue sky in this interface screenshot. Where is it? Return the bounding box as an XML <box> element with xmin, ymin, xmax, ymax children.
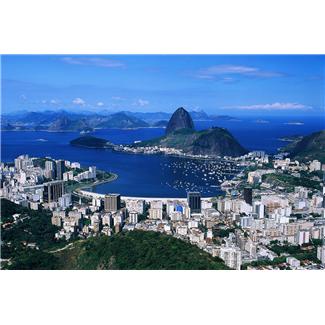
<box><xmin>1</xmin><ymin>55</ymin><xmax>324</xmax><ymax>116</ymax></box>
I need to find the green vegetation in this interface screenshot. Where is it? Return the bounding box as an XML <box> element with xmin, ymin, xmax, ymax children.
<box><xmin>263</xmin><ymin>173</ymin><xmax>321</xmax><ymax>191</ymax></box>
<box><xmin>1</xmin><ymin>198</ymin><xmax>27</xmax><ymax>223</ymax></box>
<box><xmin>6</xmin><ymin>250</ymin><xmax>59</xmax><ymax>270</ymax></box>
<box><xmin>213</xmin><ymin>227</ymin><xmax>235</xmax><ymax>238</ymax></box>
<box><xmin>1</xmin><ymin>199</ymin><xmax>65</xmax><ymax>269</ymax></box>
<box><xmin>283</xmin><ymin>130</ymin><xmax>325</xmax><ymax>163</ymax></box>
<box><xmin>135</xmin><ymin>127</ymin><xmax>247</xmax><ymax>157</ymax></box>
<box><xmin>242</xmin><ymin>257</ymin><xmax>287</xmax><ymax>270</ymax></box>
<box><xmin>70</xmin><ymin>135</ymin><xmax>112</xmax><ymax>148</ymax></box>
<box><xmin>268</xmin><ymin>242</ymin><xmax>320</xmax><ymax>263</ymax></box>
<box><xmin>33</xmin><ymin>157</ymin><xmax>55</xmax><ymax>169</ymax></box>
<box><xmin>65</xmin><ymin>170</ymin><xmax>116</xmax><ymax>192</ymax></box>
<box><xmin>55</xmin><ymin>230</ymin><xmax>229</xmax><ymax>270</ymax></box>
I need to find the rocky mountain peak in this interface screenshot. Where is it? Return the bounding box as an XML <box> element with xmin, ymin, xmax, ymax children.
<box><xmin>165</xmin><ymin>107</ymin><xmax>195</xmax><ymax>135</ymax></box>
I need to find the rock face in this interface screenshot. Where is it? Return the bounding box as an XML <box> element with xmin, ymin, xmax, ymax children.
<box><xmin>165</xmin><ymin>107</ymin><xmax>194</xmax><ymax>135</ymax></box>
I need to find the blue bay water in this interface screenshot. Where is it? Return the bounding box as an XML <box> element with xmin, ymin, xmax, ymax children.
<box><xmin>1</xmin><ymin>115</ymin><xmax>324</xmax><ymax>197</ymax></box>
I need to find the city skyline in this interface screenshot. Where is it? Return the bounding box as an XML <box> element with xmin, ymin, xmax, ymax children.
<box><xmin>2</xmin><ymin>55</ymin><xmax>324</xmax><ymax>115</ymax></box>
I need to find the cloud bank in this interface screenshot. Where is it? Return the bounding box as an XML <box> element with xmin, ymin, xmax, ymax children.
<box><xmin>62</xmin><ymin>57</ymin><xmax>125</xmax><ymax>68</ymax></box>
<box><xmin>223</xmin><ymin>102</ymin><xmax>312</xmax><ymax>111</ymax></box>
<box><xmin>197</xmin><ymin>64</ymin><xmax>284</xmax><ymax>79</ymax></box>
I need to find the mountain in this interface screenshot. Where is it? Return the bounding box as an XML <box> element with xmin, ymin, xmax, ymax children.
<box><xmin>136</xmin><ymin>107</ymin><xmax>247</xmax><ymax>157</ymax></box>
<box><xmin>189</xmin><ymin>110</ymin><xmax>210</xmax><ymax>120</ymax></box>
<box><xmin>121</xmin><ymin>111</ymin><xmax>171</xmax><ymax>122</ymax></box>
<box><xmin>1</xmin><ymin>110</ymin><xmax>237</xmax><ymax>131</ymax></box>
<box><xmin>1</xmin><ymin>123</ymin><xmax>16</xmax><ymax>131</ymax></box>
<box><xmin>165</xmin><ymin>107</ymin><xmax>195</xmax><ymax>135</ymax></box>
<box><xmin>138</xmin><ymin>127</ymin><xmax>247</xmax><ymax>157</ymax></box>
<box><xmin>48</xmin><ymin>116</ymin><xmax>91</xmax><ymax>131</ymax></box>
<box><xmin>152</xmin><ymin>120</ymin><xmax>168</xmax><ymax>127</ymax></box>
<box><xmin>284</xmin><ymin>130</ymin><xmax>325</xmax><ymax>163</ymax></box>
<box><xmin>191</xmin><ymin>127</ymin><xmax>248</xmax><ymax>156</ymax></box>
<box><xmin>122</xmin><ymin>110</ymin><xmax>228</xmax><ymax>122</ymax></box>
<box><xmin>2</xmin><ymin>110</ymin><xmax>149</xmax><ymax>131</ymax></box>
<box><xmin>70</xmin><ymin>135</ymin><xmax>113</xmax><ymax>148</ymax></box>
<box><xmin>95</xmin><ymin>112</ymin><xmax>149</xmax><ymax>128</ymax></box>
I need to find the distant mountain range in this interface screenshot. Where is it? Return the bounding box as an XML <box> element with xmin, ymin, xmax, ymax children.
<box><xmin>1</xmin><ymin>109</ymin><xmax>234</xmax><ymax>132</ymax></box>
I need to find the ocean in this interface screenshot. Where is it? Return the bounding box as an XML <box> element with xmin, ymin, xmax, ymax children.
<box><xmin>1</xmin><ymin>115</ymin><xmax>324</xmax><ymax>197</ymax></box>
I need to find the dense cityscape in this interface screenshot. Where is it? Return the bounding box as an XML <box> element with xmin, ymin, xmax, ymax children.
<box><xmin>2</xmin><ymin>148</ymin><xmax>325</xmax><ymax>270</ymax></box>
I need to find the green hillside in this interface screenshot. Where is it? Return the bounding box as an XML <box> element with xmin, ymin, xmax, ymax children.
<box><xmin>55</xmin><ymin>230</ymin><xmax>229</xmax><ymax>270</ymax></box>
<box><xmin>70</xmin><ymin>135</ymin><xmax>113</xmax><ymax>148</ymax></box>
<box><xmin>284</xmin><ymin>130</ymin><xmax>325</xmax><ymax>163</ymax></box>
<box><xmin>135</xmin><ymin>127</ymin><xmax>247</xmax><ymax>157</ymax></box>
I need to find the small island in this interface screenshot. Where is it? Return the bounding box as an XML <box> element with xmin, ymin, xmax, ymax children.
<box><xmin>70</xmin><ymin>135</ymin><xmax>114</xmax><ymax>149</ymax></box>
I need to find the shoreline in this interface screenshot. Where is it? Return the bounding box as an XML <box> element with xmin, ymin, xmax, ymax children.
<box><xmin>75</xmin><ymin>188</ymin><xmax>215</xmax><ymax>202</ymax></box>
<box><xmin>71</xmin><ymin>142</ymin><xmax>242</xmax><ymax>162</ymax></box>
<box><xmin>70</xmin><ymin>172</ymin><xmax>118</xmax><ymax>192</ymax></box>
<box><xmin>0</xmin><ymin>126</ymin><xmax>166</xmax><ymax>132</ymax></box>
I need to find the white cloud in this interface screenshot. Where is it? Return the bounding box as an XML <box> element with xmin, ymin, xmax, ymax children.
<box><xmin>112</xmin><ymin>96</ymin><xmax>124</xmax><ymax>101</ymax></box>
<box><xmin>133</xmin><ymin>99</ymin><xmax>149</xmax><ymax>107</ymax></box>
<box><xmin>197</xmin><ymin>64</ymin><xmax>283</xmax><ymax>79</ymax></box>
<box><xmin>72</xmin><ymin>98</ymin><xmax>86</xmax><ymax>106</ymax></box>
<box><xmin>62</xmin><ymin>57</ymin><xmax>125</xmax><ymax>68</ymax></box>
<box><xmin>97</xmin><ymin>102</ymin><xmax>104</xmax><ymax>107</ymax></box>
<box><xmin>223</xmin><ymin>102</ymin><xmax>312</xmax><ymax>111</ymax></box>
<box><xmin>50</xmin><ymin>99</ymin><xmax>59</xmax><ymax>105</ymax></box>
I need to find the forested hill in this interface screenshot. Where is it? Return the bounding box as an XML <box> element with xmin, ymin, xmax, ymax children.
<box><xmin>284</xmin><ymin>130</ymin><xmax>325</xmax><ymax>163</ymax></box>
<box><xmin>55</xmin><ymin>230</ymin><xmax>229</xmax><ymax>270</ymax></box>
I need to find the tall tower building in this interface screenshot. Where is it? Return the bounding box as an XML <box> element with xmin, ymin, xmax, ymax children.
<box><xmin>243</xmin><ymin>187</ymin><xmax>253</xmax><ymax>206</ymax></box>
<box><xmin>56</xmin><ymin>160</ymin><xmax>65</xmax><ymax>180</ymax></box>
<box><xmin>45</xmin><ymin>160</ymin><xmax>55</xmax><ymax>179</ymax></box>
<box><xmin>104</xmin><ymin>194</ymin><xmax>121</xmax><ymax>212</ymax></box>
<box><xmin>43</xmin><ymin>181</ymin><xmax>65</xmax><ymax>203</ymax></box>
<box><xmin>187</xmin><ymin>192</ymin><xmax>201</xmax><ymax>213</ymax></box>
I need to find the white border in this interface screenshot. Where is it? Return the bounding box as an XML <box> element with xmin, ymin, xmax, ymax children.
<box><xmin>1</xmin><ymin>1</ymin><xmax>325</xmax><ymax>325</ymax></box>
<box><xmin>1</xmin><ymin>0</ymin><xmax>325</xmax><ymax>54</ymax></box>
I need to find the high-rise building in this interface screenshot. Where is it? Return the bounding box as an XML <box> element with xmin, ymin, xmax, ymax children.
<box><xmin>187</xmin><ymin>192</ymin><xmax>201</xmax><ymax>213</ymax></box>
<box><xmin>125</xmin><ymin>199</ymin><xmax>144</xmax><ymax>214</ymax></box>
<box><xmin>56</xmin><ymin>160</ymin><xmax>65</xmax><ymax>180</ymax></box>
<box><xmin>14</xmin><ymin>155</ymin><xmax>33</xmax><ymax>171</ymax></box>
<box><xmin>243</xmin><ymin>187</ymin><xmax>253</xmax><ymax>206</ymax></box>
<box><xmin>43</xmin><ymin>181</ymin><xmax>65</xmax><ymax>203</ymax></box>
<box><xmin>45</xmin><ymin>160</ymin><xmax>54</xmax><ymax>171</ymax></box>
<box><xmin>219</xmin><ymin>246</ymin><xmax>242</xmax><ymax>270</ymax></box>
<box><xmin>317</xmin><ymin>245</ymin><xmax>325</xmax><ymax>264</ymax></box>
<box><xmin>45</xmin><ymin>160</ymin><xmax>55</xmax><ymax>179</ymax></box>
<box><xmin>129</xmin><ymin>211</ymin><xmax>138</xmax><ymax>224</ymax></box>
<box><xmin>104</xmin><ymin>194</ymin><xmax>121</xmax><ymax>212</ymax></box>
<box><xmin>89</xmin><ymin>166</ymin><xmax>97</xmax><ymax>178</ymax></box>
<box><xmin>14</xmin><ymin>157</ymin><xmax>23</xmax><ymax>171</ymax></box>
<box><xmin>253</xmin><ymin>201</ymin><xmax>265</xmax><ymax>219</ymax></box>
